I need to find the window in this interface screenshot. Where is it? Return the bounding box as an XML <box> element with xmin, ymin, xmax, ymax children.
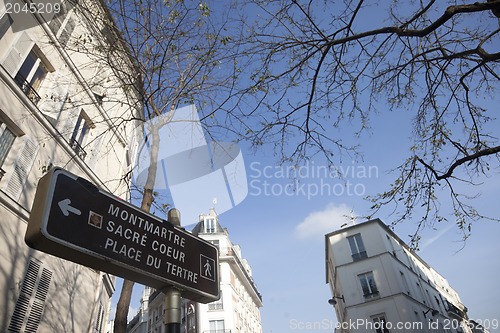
<box><xmin>70</xmin><ymin>110</ymin><xmax>93</xmax><ymax>159</ymax></box>
<box><xmin>0</xmin><ymin>130</ymin><xmax>38</xmax><ymax>200</ymax></box>
<box><xmin>58</xmin><ymin>17</ymin><xmax>76</xmax><ymax>48</ymax></box>
<box><xmin>415</xmin><ymin>282</ymin><xmax>426</xmax><ymax>305</ymax></box>
<box><xmin>14</xmin><ymin>49</ymin><xmax>48</xmax><ymax>104</ymax></box>
<box><xmin>94</xmin><ymin>302</ymin><xmax>104</xmax><ymax>333</ymax></box>
<box><xmin>205</xmin><ymin>218</ymin><xmax>216</xmax><ymax>233</ymax></box>
<box><xmin>48</xmin><ymin>0</ymin><xmax>77</xmax><ymax>40</ymax></box>
<box><xmin>386</xmin><ymin>235</ymin><xmax>397</xmax><ymax>256</ymax></box>
<box><xmin>93</xmin><ymin>92</ymin><xmax>104</xmax><ymax>106</ymax></box>
<box><xmin>8</xmin><ymin>259</ymin><xmax>52</xmax><ymax>332</ymax></box>
<box><xmin>348</xmin><ymin>233</ymin><xmax>367</xmax><ymax>260</ymax></box>
<box><xmin>49</xmin><ymin>1</ymin><xmax>69</xmax><ymax>34</ymax></box>
<box><xmin>0</xmin><ymin>122</ymin><xmax>16</xmax><ymax>172</ymax></box>
<box><xmin>371</xmin><ymin>314</ymin><xmax>390</xmax><ymax>333</ymax></box>
<box><xmin>209</xmin><ymin>319</ymin><xmax>225</xmax><ymax>333</ymax></box>
<box><xmin>186</xmin><ymin>303</ymin><xmax>196</xmax><ymax>331</ymax></box>
<box><xmin>359</xmin><ymin>272</ymin><xmax>379</xmax><ymax>298</ymax></box>
<box><xmin>400</xmin><ymin>271</ymin><xmax>411</xmax><ymax>295</ymax></box>
<box><xmin>426</xmin><ymin>289</ymin><xmax>434</xmax><ymax>308</ymax></box>
<box><xmin>0</xmin><ymin>12</ymin><xmax>13</xmax><ymax>40</ymax></box>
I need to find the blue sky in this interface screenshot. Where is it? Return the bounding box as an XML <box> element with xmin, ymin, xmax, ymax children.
<box><xmin>218</xmin><ymin>107</ymin><xmax>500</xmax><ymax>332</ymax></box>
<box><xmin>111</xmin><ymin>103</ymin><xmax>500</xmax><ymax>333</ymax></box>
<box><xmin>109</xmin><ymin>2</ymin><xmax>500</xmax><ymax>332</ymax></box>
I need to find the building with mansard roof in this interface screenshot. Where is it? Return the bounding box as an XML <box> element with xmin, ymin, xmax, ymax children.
<box><xmin>0</xmin><ymin>0</ymin><xmax>142</xmax><ymax>331</ymax></box>
<box><xmin>128</xmin><ymin>208</ymin><xmax>263</xmax><ymax>333</ymax></box>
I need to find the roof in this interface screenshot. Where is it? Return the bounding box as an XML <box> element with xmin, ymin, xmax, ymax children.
<box><xmin>324</xmin><ymin>218</ymin><xmax>435</xmax><ymax>283</ymax></box>
<box><xmin>191</xmin><ymin>216</ymin><xmax>225</xmax><ymax>236</ymax></box>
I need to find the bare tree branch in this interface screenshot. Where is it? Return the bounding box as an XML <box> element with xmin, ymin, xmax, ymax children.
<box><xmin>418</xmin><ymin>145</ymin><xmax>500</xmax><ymax>180</ymax></box>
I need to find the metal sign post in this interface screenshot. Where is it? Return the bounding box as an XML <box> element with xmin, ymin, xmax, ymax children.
<box><xmin>165</xmin><ymin>209</ymin><xmax>181</xmax><ymax>333</ymax></box>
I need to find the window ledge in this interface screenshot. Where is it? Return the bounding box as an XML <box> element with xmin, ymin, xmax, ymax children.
<box><xmin>363</xmin><ymin>292</ymin><xmax>380</xmax><ymax>301</ymax></box>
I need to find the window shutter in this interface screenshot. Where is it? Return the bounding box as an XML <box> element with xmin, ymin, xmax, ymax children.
<box><xmin>1</xmin><ymin>32</ymin><xmax>33</xmax><ymax>76</ymax></box>
<box><xmin>95</xmin><ymin>302</ymin><xmax>104</xmax><ymax>332</ymax></box>
<box><xmin>8</xmin><ymin>259</ymin><xmax>53</xmax><ymax>333</ymax></box>
<box><xmin>3</xmin><ymin>136</ymin><xmax>38</xmax><ymax>200</ymax></box>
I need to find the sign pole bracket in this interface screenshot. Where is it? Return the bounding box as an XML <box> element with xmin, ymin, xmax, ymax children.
<box><xmin>164</xmin><ymin>287</ymin><xmax>181</xmax><ymax>333</ymax></box>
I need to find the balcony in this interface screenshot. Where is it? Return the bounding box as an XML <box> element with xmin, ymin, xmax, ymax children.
<box><xmin>14</xmin><ymin>73</ymin><xmax>41</xmax><ymax>105</ymax></box>
<box><xmin>208</xmin><ymin>303</ymin><xmax>223</xmax><ymax>311</ymax></box>
<box><xmin>203</xmin><ymin>330</ymin><xmax>231</xmax><ymax>333</ymax></box>
<box><xmin>446</xmin><ymin>300</ymin><xmax>466</xmax><ymax>319</ymax></box>
<box><xmin>363</xmin><ymin>291</ymin><xmax>380</xmax><ymax>299</ymax></box>
<box><xmin>69</xmin><ymin>138</ymin><xmax>87</xmax><ymax>160</ymax></box>
<box><xmin>352</xmin><ymin>251</ymin><xmax>368</xmax><ymax>261</ymax></box>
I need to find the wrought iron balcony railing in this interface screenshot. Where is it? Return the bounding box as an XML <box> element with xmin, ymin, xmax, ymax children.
<box><xmin>69</xmin><ymin>138</ymin><xmax>87</xmax><ymax>160</ymax></box>
<box><xmin>208</xmin><ymin>303</ymin><xmax>223</xmax><ymax>311</ymax></box>
<box><xmin>14</xmin><ymin>73</ymin><xmax>41</xmax><ymax>105</ymax></box>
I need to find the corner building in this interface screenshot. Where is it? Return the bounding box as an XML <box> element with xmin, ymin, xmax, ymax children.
<box><xmin>131</xmin><ymin>208</ymin><xmax>263</xmax><ymax>333</ymax></box>
<box><xmin>187</xmin><ymin>208</ymin><xmax>263</xmax><ymax>333</ymax></box>
<box><xmin>0</xmin><ymin>0</ymin><xmax>142</xmax><ymax>331</ymax></box>
<box><xmin>325</xmin><ymin>219</ymin><xmax>472</xmax><ymax>333</ymax></box>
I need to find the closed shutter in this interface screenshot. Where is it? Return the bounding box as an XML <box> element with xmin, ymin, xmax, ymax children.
<box><xmin>8</xmin><ymin>259</ymin><xmax>53</xmax><ymax>333</ymax></box>
<box><xmin>1</xmin><ymin>32</ymin><xmax>33</xmax><ymax>76</ymax></box>
<box><xmin>2</xmin><ymin>136</ymin><xmax>38</xmax><ymax>200</ymax></box>
<box><xmin>94</xmin><ymin>302</ymin><xmax>104</xmax><ymax>332</ymax></box>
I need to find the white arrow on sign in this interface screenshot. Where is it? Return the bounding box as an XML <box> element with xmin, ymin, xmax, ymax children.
<box><xmin>58</xmin><ymin>199</ymin><xmax>82</xmax><ymax>217</ymax></box>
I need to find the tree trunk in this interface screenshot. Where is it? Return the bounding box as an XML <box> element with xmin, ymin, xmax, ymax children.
<box><xmin>113</xmin><ymin>279</ymin><xmax>135</xmax><ymax>333</ymax></box>
<box><xmin>113</xmin><ymin>122</ymin><xmax>160</xmax><ymax>333</ymax></box>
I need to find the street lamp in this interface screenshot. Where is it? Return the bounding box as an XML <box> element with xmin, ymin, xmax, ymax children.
<box><xmin>168</xmin><ymin>208</ymin><xmax>181</xmax><ymax>226</ymax></box>
<box><xmin>328</xmin><ymin>295</ymin><xmax>345</xmax><ymax>306</ymax></box>
<box><xmin>422</xmin><ymin>308</ymin><xmax>439</xmax><ymax>318</ymax></box>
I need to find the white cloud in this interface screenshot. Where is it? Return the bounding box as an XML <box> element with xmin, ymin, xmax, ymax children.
<box><xmin>295</xmin><ymin>203</ymin><xmax>355</xmax><ymax>239</ymax></box>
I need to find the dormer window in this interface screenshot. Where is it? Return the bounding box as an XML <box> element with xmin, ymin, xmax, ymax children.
<box><xmin>205</xmin><ymin>218</ymin><xmax>216</xmax><ymax>233</ymax></box>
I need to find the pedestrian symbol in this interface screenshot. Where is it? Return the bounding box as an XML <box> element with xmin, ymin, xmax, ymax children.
<box><xmin>200</xmin><ymin>254</ymin><xmax>216</xmax><ymax>281</ymax></box>
<box><xmin>204</xmin><ymin>260</ymin><xmax>212</xmax><ymax>276</ymax></box>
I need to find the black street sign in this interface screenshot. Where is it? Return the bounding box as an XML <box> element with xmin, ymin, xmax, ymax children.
<box><xmin>26</xmin><ymin>168</ymin><xmax>219</xmax><ymax>303</ymax></box>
